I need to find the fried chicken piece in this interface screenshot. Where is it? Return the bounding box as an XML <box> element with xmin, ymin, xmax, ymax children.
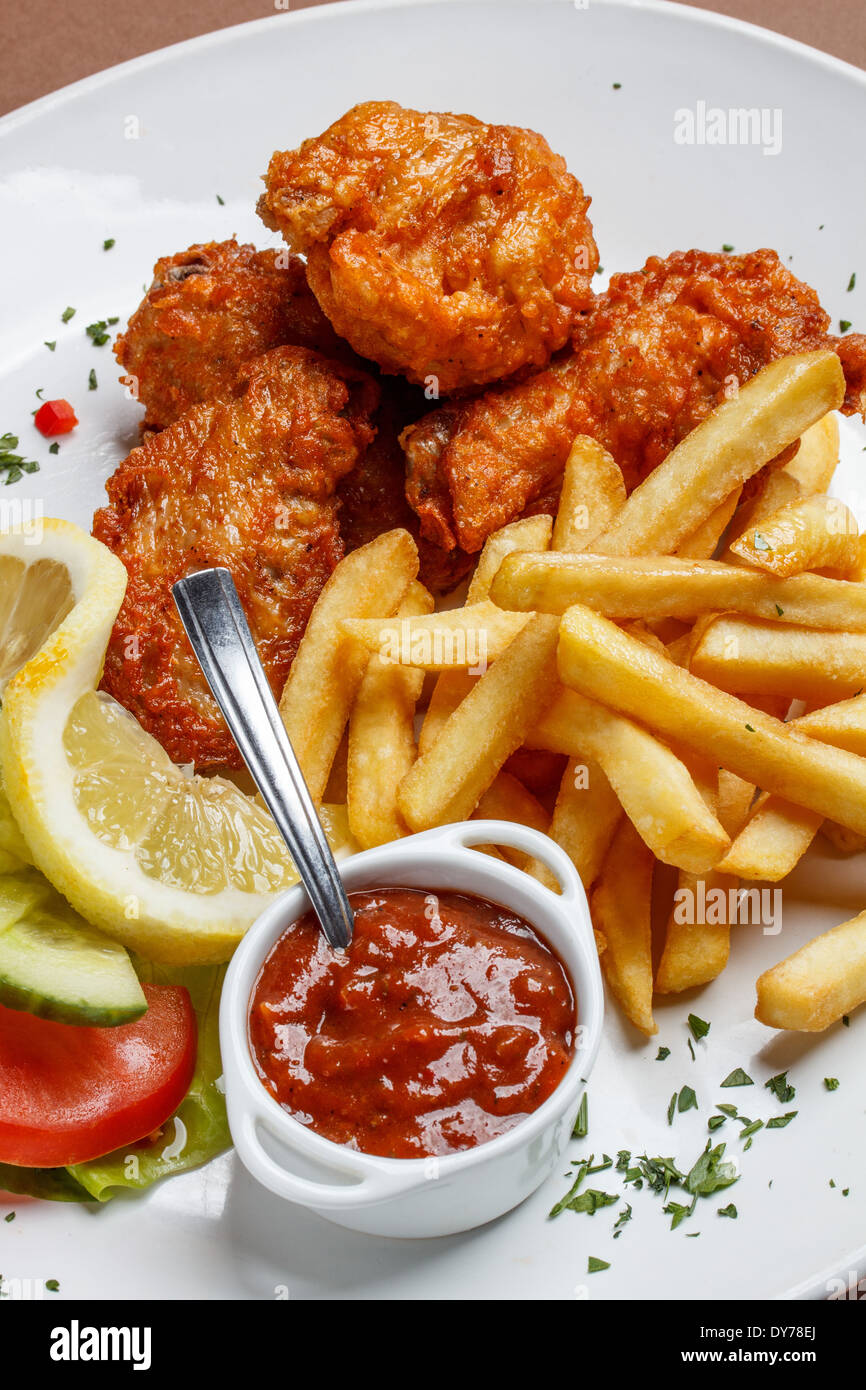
<box><xmin>114</xmin><ymin>236</ymin><xmax>469</xmax><ymax>591</ymax></box>
<box><xmin>337</xmin><ymin>379</ymin><xmax>473</xmax><ymax>592</ymax></box>
<box><xmin>94</xmin><ymin>347</ymin><xmax>378</xmax><ymax>768</ymax></box>
<box><xmin>403</xmin><ymin>249</ymin><xmax>866</xmax><ymax>552</ymax></box>
<box><xmin>114</xmin><ymin>238</ymin><xmax>359</xmax><ymax>430</ymax></box>
<box><xmin>258</xmin><ymin>100</ymin><xmax>598</xmax><ymax>394</ymax></box>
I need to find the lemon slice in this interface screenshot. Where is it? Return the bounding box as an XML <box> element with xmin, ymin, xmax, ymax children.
<box><xmin>0</xmin><ymin>520</ymin><xmax>355</xmax><ymax>963</ymax></box>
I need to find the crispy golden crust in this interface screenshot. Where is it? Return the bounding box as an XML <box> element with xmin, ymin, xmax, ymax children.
<box><xmin>259</xmin><ymin>101</ymin><xmax>598</xmax><ymax>393</ymax></box>
<box><xmin>94</xmin><ymin>347</ymin><xmax>378</xmax><ymax>768</ymax></box>
<box><xmin>114</xmin><ymin>238</ymin><xmax>358</xmax><ymax>430</ymax></box>
<box><xmin>403</xmin><ymin>249</ymin><xmax>866</xmax><ymax>552</ymax></box>
<box><xmin>114</xmin><ymin>236</ymin><xmax>467</xmax><ymax>591</ymax></box>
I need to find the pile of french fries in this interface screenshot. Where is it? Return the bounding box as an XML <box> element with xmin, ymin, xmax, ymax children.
<box><xmin>279</xmin><ymin>349</ymin><xmax>866</xmax><ymax>1038</ymax></box>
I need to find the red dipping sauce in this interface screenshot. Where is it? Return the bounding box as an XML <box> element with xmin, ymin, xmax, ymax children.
<box><xmin>249</xmin><ymin>888</ymin><xmax>576</xmax><ymax>1159</ymax></box>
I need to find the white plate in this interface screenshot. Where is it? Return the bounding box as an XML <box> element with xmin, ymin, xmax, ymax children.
<box><xmin>1</xmin><ymin>0</ymin><xmax>865</xmax><ymax>1301</ymax></box>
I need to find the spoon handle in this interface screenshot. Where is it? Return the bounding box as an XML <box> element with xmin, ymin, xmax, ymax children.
<box><xmin>172</xmin><ymin>567</ymin><xmax>353</xmax><ymax>950</ymax></box>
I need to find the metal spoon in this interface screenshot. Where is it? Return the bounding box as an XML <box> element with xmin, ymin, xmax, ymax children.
<box><xmin>171</xmin><ymin>567</ymin><xmax>354</xmax><ymax>950</ymax></box>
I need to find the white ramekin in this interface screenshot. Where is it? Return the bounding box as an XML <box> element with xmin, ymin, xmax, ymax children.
<box><xmin>219</xmin><ymin>820</ymin><xmax>603</xmax><ymax>1238</ymax></box>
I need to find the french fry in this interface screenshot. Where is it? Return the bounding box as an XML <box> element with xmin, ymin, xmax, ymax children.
<box><xmin>397</xmin><ymin>614</ymin><xmax>559</xmax><ymax>830</ymax></box>
<box><xmin>526</xmin><ymin>757</ymin><xmax>622</xmax><ymax>893</ymax></box>
<box><xmin>551</xmin><ymin>435</ymin><xmax>625</xmax><ymax>552</ymax></box>
<box><xmin>591</xmin><ymin>818</ymin><xmax>656</xmax><ymax>1036</ymax></box>
<box><xmin>729</xmin><ymin>494</ymin><xmax>860</xmax><ymax>577</ymax></box>
<box><xmin>717</xmin><ymin>769</ymin><xmax>756</xmax><ymax>835</ymax></box>
<box><xmin>418</xmin><ymin>513</ymin><xmax>551</xmax><ymax>756</ymax></box>
<box><xmin>465</xmin><ymin>513</ymin><xmax>552</xmax><ymax>604</ymax></box>
<box><xmin>756</xmin><ymin>909</ymin><xmax>866</xmax><ymax>1030</ymax></box>
<box><xmin>323</xmin><ymin>734</ymin><xmax>349</xmax><ymax>803</ymax></box>
<box><xmin>341</xmin><ymin>601</ymin><xmax>529</xmax><ymax>670</ymax></box>
<box><xmin>721</xmin><ymin>410</ymin><xmax>837</xmax><ymax>565</ymax></box>
<box><xmin>676</xmin><ymin>487</ymin><xmax>741</xmax><ymax>560</ymax></box>
<box><xmin>557</xmin><ymin>603</ymin><xmax>866</xmax><ymax>836</ymax></box>
<box><xmin>820</xmin><ymin>821</ymin><xmax>866</xmax><ymax>855</ymax></box>
<box><xmin>528</xmin><ymin>687</ymin><xmax>729</xmax><ymax>872</ymax></box>
<box><xmin>280</xmin><ymin>529</ymin><xmax>418</xmax><ymax>802</ymax></box>
<box><xmin>472</xmin><ymin>771</ymin><xmax>548</xmax><ymax>869</ymax></box>
<box><xmin>656</xmin><ymin>767</ymin><xmax>735</xmax><ymax>993</ymax></box>
<box><xmin>717</xmin><ymin>691</ymin><xmax>866</xmax><ymax>879</ymax></box>
<box><xmin>725</xmin><ymin>474</ymin><xmax>802</xmax><ymax>554</ymax></box>
<box><xmin>794</xmin><ymin>692</ymin><xmax>866</xmax><ymax>755</ymax></box>
<box><xmin>418</xmin><ymin>672</ymin><xmax>477</xmax><ymax>755</ymax></box>
<box><xmin>490</xmin><ymin>551</ymin><xmax>866</xmax><ymax>630</ymax></box>
<box><xmin>347</xmin><ymin>582</ymin><xmax>433</xmax><ymax>848</ymax></box>
<box><xmin>665</xmin><ymin>631</ymin><xmax>694</xmax><ymax>667</ymax></box>
<box><xmin>690</xmin><ymin>617</ymin><xmax>866</xmax><ymax>703</ymax></box>
<box><xmin>715</xmin><ymin>793</ymin><xmax>823</xmax><ymax>881</ymax></box>
<box><xmin>785</xmin><ymin>412</ymin><xmax>839</xmax><ymax>495</ymax></box>
<box><xmin>521</xmin><ymin>455</ymin><xmax>626</xmax><ymax>893</ymax></box>
<box><xmin>590</xmin><ymin>352</ymin><xmax>844</xmax><ymax>557</ymax></box>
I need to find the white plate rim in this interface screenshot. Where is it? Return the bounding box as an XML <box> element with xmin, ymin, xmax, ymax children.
<box><xmin>2</xmin><ymin>0</ymin><xmax>866</xmax><ymax>139</ymax></box>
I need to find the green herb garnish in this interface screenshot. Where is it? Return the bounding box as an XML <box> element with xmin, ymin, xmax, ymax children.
<box><xmin>688</xmin><ymin>1014</ymin><xmax>710</xmax><ymax>1041</ymax></box>
<box><xmin>573</xmin><ymin>1092</ymin><xmax>588</xmax><ymax>1138</ymax></box>
<box><xmin>656</xmin><ymin>1046</ymin><xmax>670</xmax><ymax>1061</ymax></box>
<box><xmin>0</xmin><ymin>433</ymin><xmax>39</xmax><ymax>485</ymax></box>
<box><xmin>765</xmin><ymin>1071</ymin><xmax>795</xmax><ymax>1103</ymax></box>
<box><xmin>103</xmin><ymin>238</ymin><xmax>115</xmax><ymax>250</ymax></box>
<box><xmin>717</xmin><ymin>1203</ymin><xmax>737</xmax><ymax>1218</ymax></box>
<box><xmin>88</xmin><ymin>369</ymin><xmax>97</xmax><ymax>391</ymax></box>
<box><xmin>824</xmin><ymin>1077</ymin><xmax>840</xmax><ymax>1091</ymax></box>
<box><xmin>678</xmin><ymin>1086</ymin><xmax>698</xmax><ymax>1115</ymax></box>
<box><xmin>86</xmin><ymin>320</ymin><xmax>110</xmax><ymax>346</ymax></box>
<box><xmin>684</xmin><ymin>1141</ymin><xmax>738</xmax><ymax>1197</ymax></box>
<box><xmin>840</xmin><ymin>320</ymin><xmax>852</xmax><ymax>333</ymax></box>
<box><xmin>720</xmin><ymin>1068</ymin><xmax>753</xmax><ymax>1088</ymax></box>
<box><xmin>848</xmin><ymin>272</ymin><xmax>856</xmax><ymax>292</ymax></box>
<box><xmin>766</xmin><ymin>1111</ymin><xmax>797</xmax><ymax>1129</ymax></box>
<box><xmin>664</xmin><ymin>1196</ymin><xmax>696</xmax><ymax>1230</ymax></box>
<box><xmin>45</xmin><ymin>1279</ymin><xmax>59</xmax><ymax>1292</ymax></box>
<box><xmin>612</xmin><ymin>1203</ymin><xmax>632</xmax><ymax>1238</ymax></box>
<box><xmin>44</xmin><ymin>341</ymin><xmax>56</xmax><ymax>351</ymax></box>
<box><xmin>60</xmin><ymin>306</ymin><xmax>75</xmax><ymax>323</ymax></box>
<box><xmin>738</xmin><ymin>1119</ymin><xmax>763</xmax><ymax>1140</ymax></box>
<box><xmin>587</xmin><ymin>1255</ymin><xmax>610</xmax><ymax>1273</ymax></box>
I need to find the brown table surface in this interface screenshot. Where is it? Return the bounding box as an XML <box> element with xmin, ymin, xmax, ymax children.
<box><xmin>2</xmin><ymin>0</ymin><xmax>864</xmax><ymax>118</ymax></box>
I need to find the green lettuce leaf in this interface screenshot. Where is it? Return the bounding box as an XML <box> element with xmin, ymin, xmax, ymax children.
<box><xmin>1</xmin><ymin>961</ymin><xmax>230</xmax><ymax>1204</ymax></box>
<box><xmin>0</xmin><ymin>1162</ymin><xmax>91</xmax><ymax>1202</ymax></box>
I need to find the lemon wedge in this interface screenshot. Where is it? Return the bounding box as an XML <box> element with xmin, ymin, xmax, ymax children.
<box><xmin>0</xmin><ymin>520</ymin><xmax>355</xmax><ymax>963</ymax></box>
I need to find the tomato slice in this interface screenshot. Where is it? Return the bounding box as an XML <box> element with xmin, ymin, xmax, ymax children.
<box><xmin>0</xmin><ymin>984</ymin><xmax>197</xmax><ymax>1167</ymax></box>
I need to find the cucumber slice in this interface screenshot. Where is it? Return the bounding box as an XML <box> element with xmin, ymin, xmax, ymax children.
<box><xmin>0</xmin><ymin>880</ymin><xmax>147</xmax><ymax>1026</ymax></box>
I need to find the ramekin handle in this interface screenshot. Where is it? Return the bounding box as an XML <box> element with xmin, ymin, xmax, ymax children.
<box><xmin>418</xmin><ymin>819</ymin><xmax>585</xmax><ymax>905</ymax></box>
<box><xmin>232</xmin><ymin>1110</ymin><xmax>427</xmax><ymax>1212</ymax></box>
